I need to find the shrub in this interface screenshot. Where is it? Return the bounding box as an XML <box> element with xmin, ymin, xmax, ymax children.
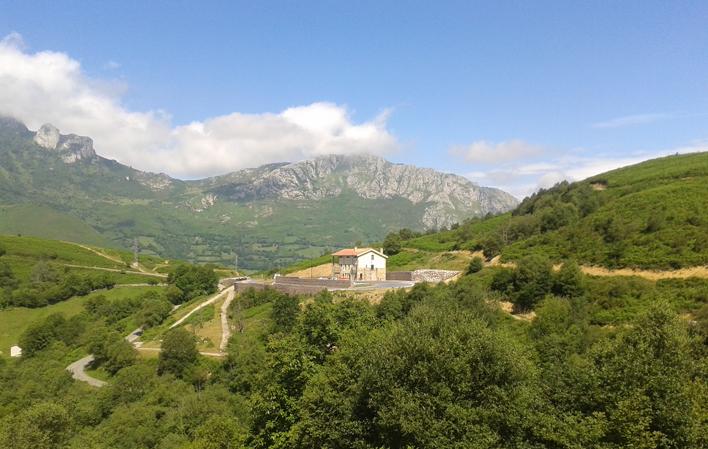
<box><xmin>466</xmin><ymin>256</ymin><xmax>484</xmax><ymax>274</ymax></box>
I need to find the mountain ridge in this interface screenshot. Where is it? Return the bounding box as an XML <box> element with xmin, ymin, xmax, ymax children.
<box><xmin>0</xmin><ymin>116</ymin><xmax>517</xmax><ymax>269</ymax></box>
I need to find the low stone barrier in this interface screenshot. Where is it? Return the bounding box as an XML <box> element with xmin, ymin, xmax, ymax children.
<box><xmin>411</xmin><ymin>269</ymin><xmax>460</xmax><ymax>283</ymax></box>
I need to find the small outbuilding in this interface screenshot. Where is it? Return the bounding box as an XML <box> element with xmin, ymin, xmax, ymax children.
<box><xmin>10</xmin><ymin>345</ymin><xmax>22</xmax><ymax>358</ymax></box>
<box><xmin>331</xmin><ymin>247</ymin><xmax>387</xmax><ymax>281</ymax></box>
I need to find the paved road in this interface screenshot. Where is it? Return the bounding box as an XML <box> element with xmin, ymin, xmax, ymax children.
<box><xmin>66</xmin><ymin>327</ymin><xmax>144</xmax><ymax>388</ymax></box>
<box><xmin>346</xmin><ymin>280</ymin><xmax>416</xmax><ymax>290</ymax></box>
<box><xmin>66</xmin><ymin>355</ymin><xmax>107</xmax><ymax>387</ymax></box>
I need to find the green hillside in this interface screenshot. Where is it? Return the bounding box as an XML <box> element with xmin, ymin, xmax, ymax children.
<box><xmin>0</xmin><ymin>118</ymin><xmax>511</xmax><ymax>270</ymax></box>
<box><xmin>396</xmin><ymin>152</ymin><xmax>708</xmax><ymax>269</ymax></box>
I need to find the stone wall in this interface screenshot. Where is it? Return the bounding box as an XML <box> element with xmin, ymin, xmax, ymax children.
<box><xmin>411</xmin><ymin>269</ymin><xmax>460</xmax><ymax>283</ymax></box>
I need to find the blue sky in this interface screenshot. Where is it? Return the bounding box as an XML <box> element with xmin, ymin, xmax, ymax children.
<box><xmin>1</xmin><ymin>1</ymin><xmax>707</xmax><ymax>197</ymax></box>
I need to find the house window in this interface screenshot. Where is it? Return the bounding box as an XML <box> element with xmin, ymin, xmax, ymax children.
<box><xmin>371</xmin><ymin>264</ymin><xmax>374</xmax><ymax>270</ymax></box>
<box><xmin>371</xmin><ymin>254</ymin><xmax>374</xmax><ymax>260</ymax></box>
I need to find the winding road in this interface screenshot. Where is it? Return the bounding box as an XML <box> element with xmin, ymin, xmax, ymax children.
<box><xmin>68</xmin><ymin>286</ymin><xmax>237</xmax><ymax>387</ymax></box>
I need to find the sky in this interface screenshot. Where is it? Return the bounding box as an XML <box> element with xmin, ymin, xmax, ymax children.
<box><xmin>1</xmin><ymin>0</ymin><xmax>707</xmax><ymax>198</ymax></box>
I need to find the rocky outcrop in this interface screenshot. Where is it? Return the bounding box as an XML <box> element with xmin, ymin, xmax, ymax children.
<box><xmin>34</xmin><ymin>123</ymin><xmax>60</xmax><ymax>149</ymax></box>
<box><xmin>33</xmin><ymin>123</ymin><xmax>96</xmax><ymax>162</ymax></box>
<box><xmin>208</xmin><ymin>154</ymin><xmax>518</xmax><ymax>228</ymax></box>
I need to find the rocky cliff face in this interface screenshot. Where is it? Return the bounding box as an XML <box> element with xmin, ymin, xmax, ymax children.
<box><xmin>33</xmin><ymin>123</ymin><xmax>96</xmax><ymax>162</ymax></box>
<box><xmin>206</xmin><ymin>154</ymin><xmax>518</xmax><ymax>228</ymax></box>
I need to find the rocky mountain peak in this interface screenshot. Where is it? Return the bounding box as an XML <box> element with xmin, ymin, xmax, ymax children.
<box><xmin>208</xmin><ymin>152</ymin><xmax>519</xmax><ymax>229</ymax></box>
<box><xmin>34</xmin><ymin>123</ymin><xmax>60</xmax><ymax>149</ymax></box>
<box><xmin>32</xmin><ymin>123</ymin><xmax>96</xmax><ymax>163</ymax></box>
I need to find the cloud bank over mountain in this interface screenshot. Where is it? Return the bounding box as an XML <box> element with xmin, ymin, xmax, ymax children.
<box><xmin>0</xmin><ymin>33</ymin><xmax>397</xmax><ymax>178</ymax></box>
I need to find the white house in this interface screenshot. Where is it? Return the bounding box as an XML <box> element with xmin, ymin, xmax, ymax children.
<box><xmin>10</xmin><ymin>345</ymin><xmax>22</xmax><ymax>357</ymax></box>
<box><xmin>331</xmin><ymin>247</ymin><xmax>387</xmax><ymax>281</ymax></box>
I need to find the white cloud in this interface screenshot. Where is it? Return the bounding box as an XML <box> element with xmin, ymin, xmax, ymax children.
<box><xmin>591</xmin><ymin>113</ymin><xmax>671</xmax><ymax>129</ymax></box>
<box><xmin>465</xmin><ymin>143</ymin><xmax>708</xmax><ymax>199</ymax></box>
<box><xmin>450</xmin><ymin>139</ymin><xmax>543</xmax><ymax>164</ymax></box>
<box><xmin>0</xmin><ymin>34</ymin><xmax>397</xmax><ymax>178</ymax></box>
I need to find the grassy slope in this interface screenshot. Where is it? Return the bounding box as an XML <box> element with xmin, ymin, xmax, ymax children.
<box><xmin>389</xmin><ymin>153</ymin><xmax>708</xmax><ymax>270</ymax></box>
<box><xmin>0</xmin><ymin>204</ymin><xmax>111</xmax><ymax>247</ymax></box>
<box><xmin>0</xmin><ymin>286</ymin><xmax>161</xmax><ymax>356</ymax></box>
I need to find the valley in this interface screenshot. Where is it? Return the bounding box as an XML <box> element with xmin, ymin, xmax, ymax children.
<box><xmin>0</xmin><ymin>117</ymin><xmax>518</xmax><ymax>270</ymax></box>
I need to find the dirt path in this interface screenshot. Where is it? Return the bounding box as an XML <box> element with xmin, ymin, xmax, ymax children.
<box><xmin>66</xmin><ymin>242</ymin><xmax>161</xmax><ymax>276</ymax></box>
<box><xmin>170</xmin><ymin>287</ymin><xmax>232</xmax><ymax>329</ymax></box>
<box><xmin>60</xmin><ymin>263</ymin><xmax>167</xmax><ymax>278</ymax></box>
<box><xmin>136</xmin><ymin>347</ymin><xmax>226</xmax><ymax>358</ymax></box>
<box><xmin>487</xmin><ymin>257</ymin><xmax>708</xmax><ymax>280</ymax></box>
<box><xmin>219</xmin><ymin>288</ymin><xmax>235</xmax><ymax>352</ymax></box>
<box><xmin>579</xmin><ymin>265</ymin><xmax>708</xmax><ymax>280</ymax></box>
<box><xmin>68</xmin><ymin>242</ymin><xmax>125</xmax><ymax>265</ymax></box>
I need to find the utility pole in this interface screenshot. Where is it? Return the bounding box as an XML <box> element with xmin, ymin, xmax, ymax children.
<box><xmin>234</xmin><ymin>252</ymin><xmax>238</xmax><ymax>276</ymax></box>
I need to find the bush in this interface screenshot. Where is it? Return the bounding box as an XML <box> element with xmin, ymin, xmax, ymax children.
<box><xmin>466</xmin><ymin>256</ymin><xmax>484</xmax><ymax>274</ymax></box>
<box><xmin>552</xmin><ymin>260</ymin><xmax>585</xmax><ymax>298</ymax></box>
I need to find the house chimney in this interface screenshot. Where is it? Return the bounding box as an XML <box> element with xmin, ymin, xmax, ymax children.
<box><xmin>354</xmin><ymin>246</ymin><xmax>358</xmax><ymax>252</ymax></box>
<box><xmin>380</xmin><ymin>247</ymin><xmax>384</xmax><ymax>254</ymax></box>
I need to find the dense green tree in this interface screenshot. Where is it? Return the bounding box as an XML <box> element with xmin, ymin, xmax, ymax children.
<box><xmin>167</xmin><ymin>264</ymin><xmax>218</xmax><ymax>303</ymax></box>
<box><xmin>294</xmin><ymin>304</ymin><xmax>542</xmax><ymax>448</ymax></box>
<box><xmin>576</xmin><ymin>302</ymin><xmax>706</xmax><ymax>447</ymax></box>
<box><xmin>398</xmin><ymin>228</ymin><xmax>417</xmax><ymax>240</ymax></box>
<box><xmin>270</xmin><ymin>293</ymin><xmax>300</xmax><ymax>333</ymax></box>
<box><xmin>186</xmin><ymin>416</ymin><xmax>248</xmax><ymax>449</ymax></box>
<box><xmin>158</xmin><ymin>327</ymin><xmax>199</xmax><ymax>378</ymax></box>
<box><xmin>88</xmin><ymin>326</ymin><xmax>137</xmax><ymax>374</ymax></box>
<box><xmin>30</xmin><ymin>260</ymin><xmax>59</xmax><ymax>284</ymax></box>
<box><xmin>382</xmin><ymin>232</ymin><xmax>402</xmax><ymax>256</ymax></box>
<box><xmin>552</xmin><ymin>259</ymin><xmax>586</xmax><ymax>298</ymax></box>
<box><xmin>0</xmin><ymin>259</ymin><xmax>18</xmax><ymax>290</ymax></box>
<box><xmin>510</xmin><ymin>255</ymin><xmax>554</xmax><ymax>310</ymax></box>
<box><xmin>136</xmin><ymin>293</ymin><xmax>173</xmax><ymax>328</ymax></box>
<box><xmin>0</xmin><ymin>402</ymin><xmax>71</xmax><ymax>449</ymax></box>
<box><xmin>165</xmin><ymin>285</ymin><xmax>185</xmax><ymax>304</ymax></box>
<box><xmin>18</xmin><ymin>313</ymin><xmax>82</xmax><ymax>356</ymax></box>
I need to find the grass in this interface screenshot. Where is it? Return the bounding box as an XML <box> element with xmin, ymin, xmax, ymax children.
<box><xmin>0</xmin><ymin>204</ymin><xmax>111</xmax><ymax>247</ymax></box>
<box><xmin>228</xmin><ymin>302</ymin><xmax>273</xmax><ymax>353</ymax></box>
<box><xmin>0</xmin><ymin>295</ymin><xmax>89</xmax><ymax>356</ymax></box>
<box><xmin>0</xmin><ymin>234</ymin><xmax>126</xmax><ymax>269</ymax></box>
<box><xmin>0</xmin><ymin>285</ymin><xmax>161</xmax><ymax>357</ymax></box>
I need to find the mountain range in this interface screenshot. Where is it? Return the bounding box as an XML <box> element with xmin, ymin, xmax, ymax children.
<box><xmin>0</xmin><ymin>116</ymin><xmax>517</xmax><ymax>269</ymax></box>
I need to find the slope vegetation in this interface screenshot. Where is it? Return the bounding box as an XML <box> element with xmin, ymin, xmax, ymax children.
<box><xmin>403</xmin><ymin>152</ymin><xmax>708</xmax><ymax>270</ymax></box>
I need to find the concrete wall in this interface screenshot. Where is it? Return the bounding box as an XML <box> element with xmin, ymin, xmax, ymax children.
<box><xmin>274</xmin><ymin>276</ymin><xmax>351</xmax><ymax>289</ymax></box>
